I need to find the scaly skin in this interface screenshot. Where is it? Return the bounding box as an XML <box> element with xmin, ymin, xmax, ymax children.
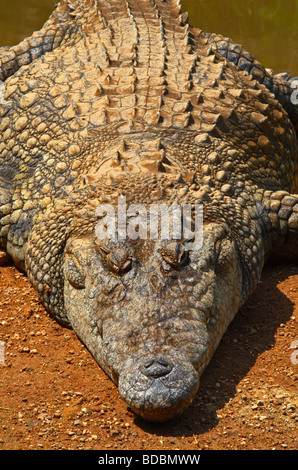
<box><xmin>0</xmin><ymin>0</ymin><xmax>297</xmax><ymax>422</ymax></box>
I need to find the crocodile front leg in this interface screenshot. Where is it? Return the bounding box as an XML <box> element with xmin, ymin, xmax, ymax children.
<box><xmin>255</xmin><ymin>191</ymin><xmax>298</xmax><ymax>259</ymax></box>
<box><xmin>267</xmin><ymin>191</ymin><xmax>298</xmax><ymax>259</ymax></box>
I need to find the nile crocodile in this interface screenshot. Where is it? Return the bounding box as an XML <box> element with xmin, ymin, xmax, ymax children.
<box><xmin>0</xmin><ymin>0</ymin><xmax>297</xmax><ymax>422</ymax></box>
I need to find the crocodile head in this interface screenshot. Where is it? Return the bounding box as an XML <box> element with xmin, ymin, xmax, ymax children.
<box><xmin>63</xmin><ymin>218</ymin><xmax>244</xmax><ymax>422</ymax></box>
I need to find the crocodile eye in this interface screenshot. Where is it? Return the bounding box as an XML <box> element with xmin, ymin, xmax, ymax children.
<box><xmin>160</xmin><ymin>241</ymin><xmax>188</xmax><ymax>269</ymax></box>
<box><xmin>107</xmin><ymin>248</ymin><xmax>132</xmax><ymax>274</ymax></box>
<box><xmin>96</xmin><ymin>240</ymin><xmax>132</xmax><ymax>275</ymax></box>
<box><xmin>65</xmin><ymin>255</ymin><xmax>85</xmax><ymax>289</ymax></box>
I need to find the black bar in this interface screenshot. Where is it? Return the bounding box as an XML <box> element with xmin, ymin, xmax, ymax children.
<box><xmin>0</xmin><ymin>449</ymin><xmax>292</xmax><ymax>467</ymax></box>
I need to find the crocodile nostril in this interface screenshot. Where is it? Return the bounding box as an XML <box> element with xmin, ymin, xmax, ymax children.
<box><xmin>142</xmin><ymin>358</ymin><xmax>173</xmax><ymax>378</ymax></box>
<box><xmin>157</xmin><ymin>358</ymin><xmax>170</xmax><ymax>367</ymax></box>
<box><xmin>144</xmin><ymin>359</ymin><xmax>155</xmax><ymax>368</ymax></box>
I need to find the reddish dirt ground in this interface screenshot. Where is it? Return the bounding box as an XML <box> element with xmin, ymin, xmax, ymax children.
<box><xmin>0</xmin><ymin>258</ymin><xmax>297</xmax><ymax>450</ymax></box>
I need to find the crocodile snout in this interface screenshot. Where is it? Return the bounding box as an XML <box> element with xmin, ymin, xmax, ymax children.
<box><xmin>118</xmin><ymin>351</ymin><xmax>199</xmax><ymax>422</ymax></box>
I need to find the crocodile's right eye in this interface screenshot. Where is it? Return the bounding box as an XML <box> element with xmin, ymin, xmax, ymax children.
<box><xmin>95</xmin><ymin>239</ymin><xmax>133</xmax><ymax>275</ymax></box>
<box><xmin>65</xmin><ymin>255</ymin><xmax>85</xmax><ymax>289</ymax></box>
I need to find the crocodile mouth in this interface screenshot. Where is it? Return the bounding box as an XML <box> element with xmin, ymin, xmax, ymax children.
<box><xmin>118</xmin><ymin>351</ymin><xmax>199</xmax><ymax>422</ymax></box>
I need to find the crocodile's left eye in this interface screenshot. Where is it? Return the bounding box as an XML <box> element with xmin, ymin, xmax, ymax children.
<box><xmin>160</xmin><ymin>241</ymin><xmax>188</xmax><ymax>269</ymax></box>
<box><xmin>96</xmin><ymin>240</ymin><xmax>132</xmax><ymax>275</ymax></box>
<box><xmin>65</xmin><ymin>255</ymin><xmax>85</xmax><ymax>289</ymax></box>
<box><xmin>107</xmin><ymin>247</ymin><xmax>132</xmax><ymax>274</ymax></box>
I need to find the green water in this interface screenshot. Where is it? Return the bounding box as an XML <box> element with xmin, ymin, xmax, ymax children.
<box><xmin>183</xmin><ymin>0</ymin><xmax>298</xmax><ymax>76</ymax></box>
<box><xmin>0</xmin><ymin>0</ymin><xmax>297</xmax><ymax>76</ymax></box>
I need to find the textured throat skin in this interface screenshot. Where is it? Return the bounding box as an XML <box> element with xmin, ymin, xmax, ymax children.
<box><xmin>0</xmin><ymin>0</ymin><xmax>297</xmax><ymax>422</ymax></box>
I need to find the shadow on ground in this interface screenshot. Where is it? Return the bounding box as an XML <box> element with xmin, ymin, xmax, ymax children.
<box><xmin>135</xmin><ymin>260</ymin><xmax>297</xmax><ymax>437</ymax></box>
